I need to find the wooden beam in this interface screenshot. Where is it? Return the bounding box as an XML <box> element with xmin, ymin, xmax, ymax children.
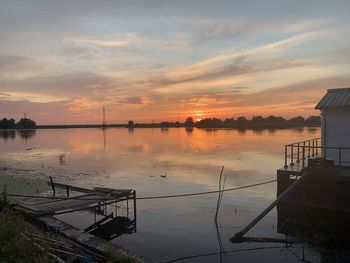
<box><xmin>230</xmin><ymin>170</ymin><xmax>311</xmax><ymax>243</ymax></box>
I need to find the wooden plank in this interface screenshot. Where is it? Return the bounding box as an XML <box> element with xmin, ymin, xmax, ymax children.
<box><xmin>23</xmin><ymin>193</ymin><xmax>96</xmax><ymax>206</ymax></box>
<box><xmin>230</xmin><ymin>170</ymin><xmax>311</xmax><ymax>243</ymax></box>
<box><xmin>31</xmin><ymin>194</ymin><xmax>108</xmax><ymax>213</ymax></box>
<box><xmin>47</xmin><ymin>182</ymin><xmax>96</xmax><ymax>194</ymax></box>
<box><xmin>84</xmin><ymin>213</ymin><xmax>114</xmax><ymax>232</ymax></box>
<box><xmin>93</xmin><ymin>187</ymin><xmax>132</xmax><ymax>193</ymax></box>
<box><xmin>93</xmin><ymin>187</ymin><xmax>133</xmax><ymax>197</ymax></box>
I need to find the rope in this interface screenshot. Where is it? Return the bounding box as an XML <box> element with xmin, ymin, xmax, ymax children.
<box><xmin>1</xmin><ymin>180</ymin><xmax>276</xmax><ymax>201</ymax></box>
<box><xmin>137</xmin><ymin>180</ymin><xmax>276</xmax><ymax>200</ymax></box>
<box><xmin>164</xmin><ymin>245</ymin><xmax>283</xmax><ymax>263</ymax></box>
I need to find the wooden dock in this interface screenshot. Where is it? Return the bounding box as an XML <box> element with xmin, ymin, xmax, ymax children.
<box><xmin>7</xmin><ymin>179</ymin><xmax>139</xmax><ymax>262</ymax></box>
<box><xmin>14</xmin><ymin>179</ymin><xmax>136</xmax><ymax>218</ymax></box>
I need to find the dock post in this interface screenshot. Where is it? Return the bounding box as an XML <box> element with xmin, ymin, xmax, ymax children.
<box><xmin>230</xmin><ymin>170</ymin><xmax>311</xmax><ymax>243</ymax></box>
<box><xmin>284</xmin><ymin>145</ymin><xmax>288</xmax><ymax>168</ymax></box>
<box><xmin>133</xmin><ymin>190</ymin><xmax>137</xmax><ymax>232</ymax></box>
<box><xmin>302</xmin><ymin>145</ymin><xmax>305</xmax><ymax>169</ymax></box>
<box><xmin>49</xmin><ymin>176</ymin><xmax>56</xmax><ymax>196</ymax></box>
<box><xmin>127</xmin><ymin>198</ymin><xmax>129</xmax><ymax>217</ymax></box>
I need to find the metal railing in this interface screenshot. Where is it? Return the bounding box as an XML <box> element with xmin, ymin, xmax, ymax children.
<box><xmin>284</xmin><ymin>137</ymin><xmax>350</xmax><ymax>169</ymax></box>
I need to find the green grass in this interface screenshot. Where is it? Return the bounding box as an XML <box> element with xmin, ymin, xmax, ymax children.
<box><xmin>0</xmin><ymin>194</ymin><xmax>52</xmax><ymax>263</ymax></box>
<box><xmin>106</xmin><ymin>249</ymin><xmax>138</xmax><ymax>263</ymax></box>
<box><xmin>0</xmin><ymin>194</ymin><xmax>139</xmax><ymax>262</ymax></box>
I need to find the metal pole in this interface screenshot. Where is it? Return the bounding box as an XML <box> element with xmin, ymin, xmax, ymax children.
<box><xmin>284</xmin><ymin>145</ymin><xmax>288</xmax><ymax>168</ymax></box>
<box><xmin>133</xmin><ymin>190</ymin><xmax>137</xmax><ymax>232</ymax></box>
<box><xmin>290</xmin><ymin>145</ymin><xmax>294</xmax><ymax>166</ymax></box>
<box><xmin>339</xmin><ymin>148</ymin><xmax>342</xmax><ymax>172</ymax></box>
<box><xmin>127</xmin><ymin>198</ymin><xmax>129</xmax><ymax>218</ymax></box>
<box><xmin>302</xmin><ymin>146</ymin><xmax>305</xmax><ymax>169</ymax></box>
<box><xmin>297</xmin><ymin>143</ymin><xmax>300</xmax><ymax>163</ymax></box>
<box><xmin>230</xmin><ymin>170</ymin><xmax>310</xmax><ymax>243</ymax></box>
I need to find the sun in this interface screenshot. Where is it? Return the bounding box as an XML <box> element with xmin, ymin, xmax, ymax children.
<box><xmin>196</xmin><ymin>118</ymin><xmax>202</xmax><ymax>122</ymax></box>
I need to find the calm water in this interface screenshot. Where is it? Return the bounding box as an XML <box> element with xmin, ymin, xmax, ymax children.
<box><xmin>0</xmin><ymin>127</ymin><xmax>334</xmax><ymax>262</ymax></box>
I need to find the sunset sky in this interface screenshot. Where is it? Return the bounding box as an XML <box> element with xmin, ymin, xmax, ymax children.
<box><xmin>1</xmin><ymin>0</ymin><xmax>350</xmax><ymax>124</ymax></box>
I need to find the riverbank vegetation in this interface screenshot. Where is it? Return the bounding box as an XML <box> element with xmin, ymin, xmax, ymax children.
<box><xmin>0</xmin><ymin>117</ymin><xmax>36</xmax><ymax>129</ymax></box>
<box><xmin>0</xmin><ymin>194</ymin><xmax>52</xmax><ymax>262</ymax></box>
<box><xmin>1</xmin><ymin>115</ymin><xmax>320</xmax><ymax>130</ymax></box>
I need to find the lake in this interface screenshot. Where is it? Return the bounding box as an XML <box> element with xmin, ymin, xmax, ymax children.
<box><xmin>0</xmin><ymin>127</ymin><xmax>335</xmax><ymax>262</ymax></box>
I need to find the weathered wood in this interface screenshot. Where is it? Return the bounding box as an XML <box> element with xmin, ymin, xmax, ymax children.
<box><xmin>35</xmin><ymin>216</ymin><xmax>143</xmax><ymax>262</ymax></box>
<box><xmin>17</xmin><ymin>182</ymin><xmax>136</xmax><ymax>217</ymax></box>
<box><xmin>230</xmin><ymin>170</ymin><xmax>310</xmax><ymax>243</ymax></box>
<box><xmin>84</xmin><ymin>213</ymin><xmax>114</xmax><ymax>232</ymax></box>
<box><xmin>47</xmin><ymin>182</ymin><xmax>95</xmax><ymax>194</ymax></box>
<box><xmin>49</xmin><ymin>177</ymin><xmax>55</xmax><ymax>196</ymax></box>
<box><xmin>31</xmin><ymin>194</ymin><xmax>107</xmax><ymax>214</ymax></box>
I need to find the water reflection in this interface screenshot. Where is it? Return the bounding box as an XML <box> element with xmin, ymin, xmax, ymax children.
<box><xmin>307</xmin><ymin>127</ymin><xmax>318</xmax><ymax>134</ymax></box>
<box><xmin>277</xmin><ymin>203</ymin><xmax>350</xmax><ymax>262</ymax></box>
<box><xmin>0</xmin><ymin>130</ymin><xmax>36</xmax><ymax>141</ymax></box>
<box><xmin>18</xmin><ymin>129</ymin><xmax>36</xmax><ymax>140</ymax></box>
<box><xmin>102</xmin><ymin>128</ymin><xmax>107</xmax><ymax>150</ymax></box>
<box><xmin>1</xmin><ymin>127</ymin><xmax>325</xmax><ymax>262</ymax></box>
<box><xmin>88</xmin><ymin>216</ymin><xmax>135</xmax><ymax>241</ymax></box>
<box><xmin>0</xmin><ymin>130</ymin><xmax>16</xmax><ymax>140</ymax></box>
<box><xmin>185</xmin><ymin>127</ymin><xmax>193</xmax><ymax>134</ymax></box>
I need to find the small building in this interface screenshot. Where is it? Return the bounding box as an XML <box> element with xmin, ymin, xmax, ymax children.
<box><xmin>315</xmin><ymin>87</ymin><xmax>350</xmax><ymax>166</ymax></box>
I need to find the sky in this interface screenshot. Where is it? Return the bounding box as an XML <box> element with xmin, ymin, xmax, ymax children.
<box><xmin>1</xmin><ymin>0</ymin><xmax>350</xmax><ymax>124</ymax></box>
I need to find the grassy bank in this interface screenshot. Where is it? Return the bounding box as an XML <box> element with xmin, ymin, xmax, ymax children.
<box><xmin>0</xmin><ymin>194</ymin><xmax>138</xmax><ymax>262</ymax></box>
<box><xmin>0</xmin><ymin>194</ymin><xmax>52</xmax><ymax>262</ymax></box>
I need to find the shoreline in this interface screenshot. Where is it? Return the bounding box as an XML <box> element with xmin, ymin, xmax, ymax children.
<box><xmin>0</xmin><ymin>124</ymin><xmax>321</xmax><ymax>130</ymax></box>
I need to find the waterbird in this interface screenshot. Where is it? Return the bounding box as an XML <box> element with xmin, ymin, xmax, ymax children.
<box><xmin>160</xmin><ymin>173</ymin><xmax>167</xmax><ymax>178</ymax></box>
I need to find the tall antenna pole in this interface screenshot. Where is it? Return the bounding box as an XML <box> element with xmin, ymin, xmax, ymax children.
<box><xmin>102</xmin><ymin>106</ymin><xmax>107</xmax><ymax>127</ymax></box>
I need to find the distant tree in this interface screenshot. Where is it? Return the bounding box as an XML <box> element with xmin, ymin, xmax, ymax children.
<box><xmin>223</xmin><ymin>118</ymin><xmax>235</xmax><ymax>126</ymax></box>
<box><xmin>251</xmin><ymin>116</ymin><xmax>264</xmax><ymax>124</ymax></box>
<box><xmin>305</xmin><ymin>116</ymin><xmax>321</xmax><ymax>126</ymax></box>
<box><xmin>160</xmin><ymin>121</ymin><xmax>170</xmax><ymax>127</ymax></box>
<box><xmin>288</xmin><ymin>116</ymin><xmax>305</xmax><ymax>125</ymax></box>
<box><xmin>16</xmin><ymin>118</ymin><xmax>36</xmax><ymax>129</ymax></box>
<box><xmin>128</xmin><ymin>120</ymin><xmax>134</xmax><ymax>127</ymax></box>
<box><xmin>197</xmin><ymin>118</ymin><xmax>222</xmax><ymax>127</ymax></box>
<box><xmin>184</xmin><ymin>117</ymin><xmax>194</xmax><ymax>127</ymax></box>
<box><xmin>237</xmin><ymin>116</ymin><xmax>247</xmax><ymax>124</ymax></box>
<box><xmin>265</xmin><ymin>115</ymin><xmax>286</xmax><ymax>125</ymax></box>
<box><xmin>0</xmin><ymin>118</ymin><xmax>16</xmax><ymax>129</ymax></box>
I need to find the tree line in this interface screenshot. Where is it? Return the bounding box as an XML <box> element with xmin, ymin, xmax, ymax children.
<box><xmin>184</xmin><ymin>115</ymin><xmax>320</xmax><ymax>128</ymax></box>
<box><xmin>0</xmin><ymin>118</ymin><xmax>36</xmax><ymax>129</ymax></box>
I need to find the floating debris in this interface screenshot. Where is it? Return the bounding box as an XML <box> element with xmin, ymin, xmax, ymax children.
<box><xmin>58</xmin><ymin>153</ymin><xmax>66</xmax><ymax>165</ymax></box>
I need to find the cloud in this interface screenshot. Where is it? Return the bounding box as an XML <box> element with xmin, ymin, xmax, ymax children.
<box><xmin>190</xmin><ymin>18</ymin><xmax>327</xmax><ymax>45</ymax></box>
<box><xmin>191</xmin><ymin>19</ymin><xmax>259</xmax><ymax>44</ymax></box>
<box><xmin>74</xmin><ymin>38</ymin><xmax>132</xmax><ymax>47</ymax></box>
<box><xmin>70</xmin><ymin>34</ymin><xmax>141</xmax><ymax>48</ymax></box>
<box><xmin>0</xmin><ymin>54</ymin><xmax>47</xmax><ymax>79</ymax></box>
<box><xmin>0</xmin><ymin>91</ymin><xmax>10</xmax><ymax>96</ymax></box>
<box><xmin>149</xmin><ymin>33</ymin><xmax>321</xmax><ymax>94</ymax></box>
<box><xmin>163</xmin><ymin>42</ymin><xmax>185</xmax><ymax>49</ymax></box>
<box><xmin>0</xmin><ymin>91</ymin><xmax>68</xmax><ymax>103</ymax></box>
<box><xmin>120</xmin><ymin>96</ymin><xmax>147</xmax><ymax>105</ymax></box>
